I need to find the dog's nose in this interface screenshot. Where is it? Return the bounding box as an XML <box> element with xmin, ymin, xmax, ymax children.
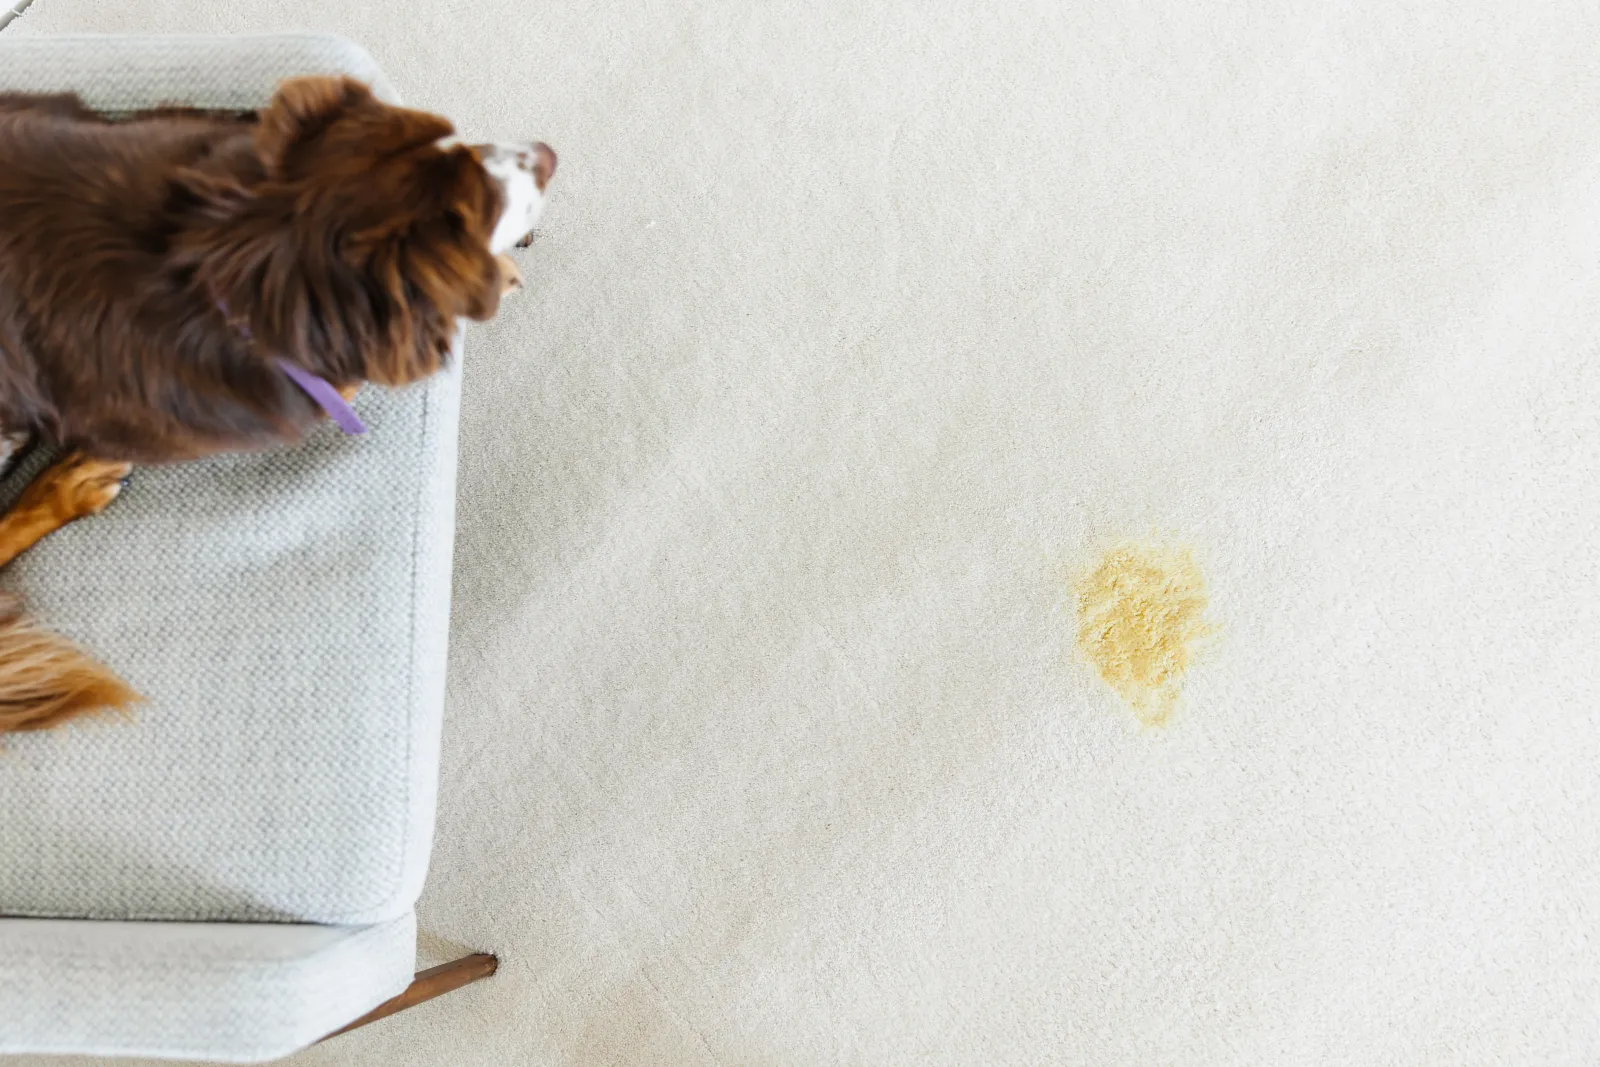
<box><xmin>532</xmin><ymin>143</ymin><xmax>557</xmax><ymax>191</ymax></box>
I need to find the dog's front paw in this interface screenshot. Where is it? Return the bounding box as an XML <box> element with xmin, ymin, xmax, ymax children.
<box><xmin>26</xmin><ymin>452</ymin><xmax>133</xmax><ymax>521</ymax></box>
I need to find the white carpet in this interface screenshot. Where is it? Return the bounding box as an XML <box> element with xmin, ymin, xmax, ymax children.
<box><xmin>8</xmin><ymin>1</ymin><xmax>1600</xmax><ymax>1063</ymax></box>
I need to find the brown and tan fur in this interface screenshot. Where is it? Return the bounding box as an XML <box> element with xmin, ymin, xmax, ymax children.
<box><xmin>0</xmin><ymin>76</ymin><xmax>552</xmax><ymax>733</ymax></box>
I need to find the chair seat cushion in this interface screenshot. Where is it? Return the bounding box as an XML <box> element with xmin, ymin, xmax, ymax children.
<box><xmin>0</xmin><ymin>35</ymin><xmax>457</xmax><ymax>925</ymax></box>
<box><xmin>0</xmin><ymin>913</ymin><xmax>417</xmax><ymax>1062</ymax></box>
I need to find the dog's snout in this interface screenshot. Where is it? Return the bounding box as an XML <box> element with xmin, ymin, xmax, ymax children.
<box><xmin>532</xmin><ymin>142</ymin><xmax>557</xmax><ymax>190</ymax></box>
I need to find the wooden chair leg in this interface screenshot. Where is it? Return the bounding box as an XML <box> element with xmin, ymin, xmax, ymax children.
<box><xmin>319</xmin><ymin>953</ymin><xmax>498</xmax><ymax>1042</ymax></box>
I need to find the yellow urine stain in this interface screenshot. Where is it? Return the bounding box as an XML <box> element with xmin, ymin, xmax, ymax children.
<box><xmin>1073</xmin><ymin>540</ymin><xmax>1214</xmax><ymax>726</ymax></box>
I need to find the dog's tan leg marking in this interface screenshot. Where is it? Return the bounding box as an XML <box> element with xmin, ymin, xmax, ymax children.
<box><xmin>0</xmin><ymin>451</ymin><xmax>132</xmax><ymax>569</ymax></box>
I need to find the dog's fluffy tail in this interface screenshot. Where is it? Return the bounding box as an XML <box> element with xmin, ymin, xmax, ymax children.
<box><xmin>0</xmin><ymin>593</ymin><xmax>137</xmax><ymax>733</ymax></box>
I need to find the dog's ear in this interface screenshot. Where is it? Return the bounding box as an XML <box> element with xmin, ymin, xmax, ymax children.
<box><xmin>343</xmin><ymin>148</ymin><xmax>505</xmax><ymax>384</ymax></box>
<box><xmin>432</xmin><ymin>149</ymin><xmax>508</xmax><ymax>323</ymax></box>
<box><xmin>258</xmin><ymin>75</ymin><xmax>459</xmax><ymax>181</ymax></box>
<box><xmin>256</xmin><ymin>76</ymin><xmax>383</xmax><ymax>174</ymax></box>
<box><xmin>360</xmin><ymin>232</ymin><xmax>501</xmax><ymax>385</ymax></box>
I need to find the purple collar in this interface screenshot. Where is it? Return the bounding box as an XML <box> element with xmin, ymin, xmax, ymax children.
<box><xmin>218</xmin><ymin>300</ymin><xmax>366</xmax><ymax>435</ymax></box>
<box><xmin>274</xmin><ymin>358</ymin><xmax>367</xmax><ymax>435</ymax></box>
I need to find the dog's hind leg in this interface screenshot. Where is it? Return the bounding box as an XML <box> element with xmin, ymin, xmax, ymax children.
<box><xmin>0</xmin><ymin>450</ymin><xmax>139</xmax><ymax>732</ymax></box>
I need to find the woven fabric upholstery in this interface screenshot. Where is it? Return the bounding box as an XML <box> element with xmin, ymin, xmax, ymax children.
<box><xmin>0</xmin><ymin>913</ymin><xmax>416</xmax><ymax>1062</ymax></box>
<box><xmin>0</xmin><ymin>35</ymin><xmax>458</xmax><ymax>925</ymax></box>
<box><xmin>0</xmin><ymin>32</ymin><xmax>396</xmax><ymax>109</ymax></box>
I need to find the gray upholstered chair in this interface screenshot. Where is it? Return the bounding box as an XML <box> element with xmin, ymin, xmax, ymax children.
<box><xmin>0</xmin><ymin>35</ymin><xmax>491</xmax><ymax>1062</ymax></box>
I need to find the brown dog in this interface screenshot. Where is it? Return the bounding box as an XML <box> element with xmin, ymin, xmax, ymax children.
<box><xmin>0</xmin><ymin>76</ymin><xmax>555</xmax><ymax>731</ymax></box>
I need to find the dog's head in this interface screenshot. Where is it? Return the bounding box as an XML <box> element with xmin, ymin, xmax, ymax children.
<box><xmin>184</xmin><ymin>76</ymin><xmax>555</xmax><ymax>387</ymax></box>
